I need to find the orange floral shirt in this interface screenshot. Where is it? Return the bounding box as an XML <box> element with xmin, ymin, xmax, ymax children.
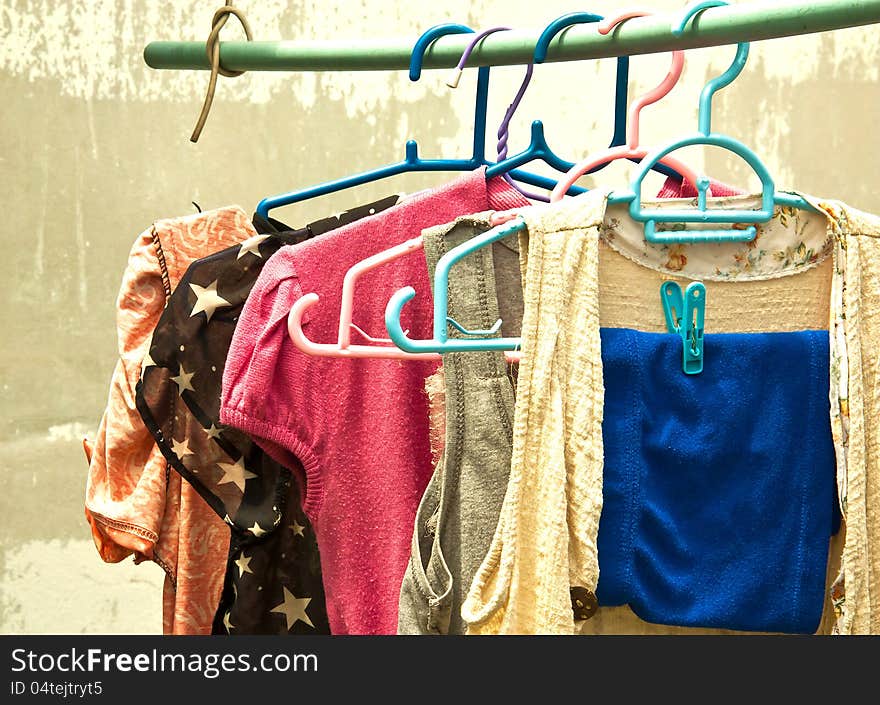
<box><xmin>84</xmin><ymin>206</ymin><xmax>257</xmax><ymax>634</ymax></box>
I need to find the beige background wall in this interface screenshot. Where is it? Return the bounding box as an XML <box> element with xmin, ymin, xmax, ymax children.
<box><xmin>1</xmin><ymin>0</ymin><xmax>878</xmax><ymax>634</ymax></box>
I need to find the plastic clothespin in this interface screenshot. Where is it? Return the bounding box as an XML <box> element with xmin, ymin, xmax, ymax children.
<box><xmin>660</xmin><ymin>281</ymin><xmax>706</xmax><ymax>374</ymax></box>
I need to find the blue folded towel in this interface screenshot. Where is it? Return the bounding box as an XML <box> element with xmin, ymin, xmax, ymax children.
<box><xmin>597</xmin><ymin>328</ymin><xmax>838</xmax><ymax>633</ymax></box>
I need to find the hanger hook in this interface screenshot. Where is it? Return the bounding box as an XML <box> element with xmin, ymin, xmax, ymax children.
<box><xmin>409</xmin><ymin>24</ymin><xmax>475</xmax><ymax>81</ymax></box>
<box><xmin>446</xmin><ymin>26</ymin><xmax>510</xmax><ymax>87</ymax></box>
<box><xmin>449</xmin><ymin>27</ymin><xmax>548</xmax><ymax>201</ymax></box>
<box><xmin>598</xmin><ymin>11</ymin><xmax>684</xmax><ymax>149</ymax></box>
<box><xmin>673</xmin><ymin>1</ymin><xmax>749</xmax><ymax>135</ymax></box>
<box><xmin>409</xmin><ymin>23</ymin><xmax>491</xmax><ymax>164</ymax></box>
<box><xmin>533</xmin><ymin>12</ymin><xmax>630</xmax><ymax>148</ymax></box>
<box><xmin>533</xmin><ymin>12</ymin><xmax>604</xmax><ymax>63</ymax></box>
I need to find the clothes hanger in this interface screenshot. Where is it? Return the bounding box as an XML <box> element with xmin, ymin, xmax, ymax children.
<box><xmin>380</xmin><ymin>9</ymin><xmax>704</xmax><ymax>356</ymax></box>
<box><xmin>287</xmin><ymin>236</ymin><xmax>439</xmax><ymax>359</ymax></box>
<box><xmin>386</xmin><ymin>2</ymin><xmax>816</xmax><ymax>369</ymax></box>
<box><xmin>484</xmin><ymin>11</ymin><xmax>682</xmax><ymax>184</ymax></box>
<box><xmin>384</xmin><ymin>217</ymin><xmax>527</xmax><ymax>354</ymax></box>
<box><xmin>287</xmin><ymin>232</ymin><xmax>522</xmax><ymax>361</ymax></box>
<box><xmin>448</xmin><ymin>25</ymin><xmax>584</xmax><ymax>202</ymax></box>
<box><xmin>284</xmin><ymin>26</ymin><xmax>551</xmax><ymax>361</ymax></box>
<box><xmin>287</xmin><ymin>25</ymin><xmax>598</xmax><ymax>362</ymax></box>
<box><xmin>382</xmin><ymin>7</ymin><xmax>713</xmax><ymax>359</ymax></box>
<box><xmin>545</xmin><ymin>10</ymin><xmax>702</xmax><ymax>206</ymax></box>
<box><xmin>255</xmin><ymin>23</ymin><xmax>560</xmax><ymax>219</ymax></box>
<box><xmin>591</xmin><ymin>0</ymin><xmax>818</xmax><ymax>244</ymax></box>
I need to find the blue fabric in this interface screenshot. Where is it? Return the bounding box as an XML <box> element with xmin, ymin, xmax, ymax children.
<box><xmin>596</xmin><ymin>328</ymin><xmax>838</xmax><ymax>634</ymax></box>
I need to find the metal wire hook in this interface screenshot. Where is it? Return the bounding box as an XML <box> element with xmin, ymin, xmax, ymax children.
<box><xmin>191</xmin><ymin>2</ymin><xmax>254</xmax><ymax>143</ymax></box>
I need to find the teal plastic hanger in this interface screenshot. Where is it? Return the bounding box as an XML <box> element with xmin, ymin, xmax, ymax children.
<box><xmin>384</xmin><ymin>218</ymin><xmax>710</xmax><ymax>373</ymax></box>
<box><xmin>605</xmin><ymin>0</ymin><xmax>817</xmax><ymax>243</ymax></box>
<box><xmin>661</xmin><ymin>281</ymin><xmax>706</xmax><ymax>374</ymax></box>
<box><xmin>384</xmin><ymin>216</ymin><xmax>525</xmax><ymax>353</ymax></box>
<box><xmin>256</xmin><ymin>23</ymin><xmax>561</xmax><ymax>218</ymax></box>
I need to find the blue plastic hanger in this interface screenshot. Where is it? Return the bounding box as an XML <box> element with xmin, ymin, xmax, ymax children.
<box><xmin>256</xmin><ymin>23</ymin><xmax>560</xmax><ymax>218</ymax></box>
<box><xmin>485</xmin><ymin>12</ymin><xmax>681</xmax><ymax>182</ymax></box>
<box><xmin>605</xmin><ymin>0</ymin><xmax>818</xmax><ymax>243</ymax></box>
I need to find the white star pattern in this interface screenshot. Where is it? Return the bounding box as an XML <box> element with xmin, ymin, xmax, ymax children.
<box><xmin>205</xmin><ymin>424</ymin><xmax>222</xmax><ymax>440</ymax></box>
<box><xmin>216</xmin><ymin>457</ymin><xmax>257</xmax><ymax>493</ymax></box>
<box><xmin>140</xmin><ymin>351</ymin><xmax>156</xmax><ymax>380</ymax></box>
<box><xmin>223</xmin><ymin>514</ymin><xmax>234</xmax><ymax>526</ymax></box>
<box><xmin>236</xmin><ymin>234</ymin><xmax>270</xmax><ymax>260</ymax></box>
<box><xmin>189</xmin><ymin>280</ymin><xmax>231</xmax><ymax>322</ymax></box>
<box><xmin>270</xmin><ymin>588</ymin><xmax>314</xmax><ymax>631</ymax></box>
<box><xmin>290</xmin><ymin>521</ymin><xmax>305</xmax><ymax>537</ymax></box>
<box><xmin>248</xmin><ymin>522</ymin><xmax>268</xmax><ymax>537</ymax></box>
<box><xmin>234</xmin><ymin>551</ymin><xmax>253</xmax><ymax>578</ymax></box>
<box><xmin>223</xmin><ymin>611</ymin><xmax>234</xmax><ymax>633</ymax></box>
<box><xmin>170</xmin><ymin>437</ymin><xmax>192</xmax><ymax>459</ymax></box>
<box><xmin>170</xmin><ymin>365</ymin><xmax>195</xmax><ymax>396</ymax></box>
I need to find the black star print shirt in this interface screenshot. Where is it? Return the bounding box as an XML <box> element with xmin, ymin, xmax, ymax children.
<box><xmin>136</xmin><ymin>195</ymin><xmax>400</xmax><ymax>634</ymax></box>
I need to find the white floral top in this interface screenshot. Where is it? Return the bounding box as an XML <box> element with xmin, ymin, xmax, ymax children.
<box><xmin>467</xmin><ymin>189</ymin><xmax>880</xmax><ymax>634</ymax></box>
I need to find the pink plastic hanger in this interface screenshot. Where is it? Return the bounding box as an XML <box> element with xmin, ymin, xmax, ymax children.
<box><xmin>287</xmin><ymin>235</ymin><xmax>522</xmax><ymax>361</ymax></box>
<box><xmin>547</xmin><ymin>10</ymin><xmax>703</xmax><ymax>202</ymax></box>
<box><xmin>288</xmin><ymin>236</ymin><xmax>522</xmax><ymax>361</ymax></box>
<box><xmin>287</xmin><ymin>237</ymin><xmax>439</xmax><ymax>359</ymax></box>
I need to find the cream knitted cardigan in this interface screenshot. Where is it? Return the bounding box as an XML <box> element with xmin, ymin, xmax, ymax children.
<box><xmin>461</xmin><ymin>188</ymin><xmax>880</xmax><ymax>635</ymax></box>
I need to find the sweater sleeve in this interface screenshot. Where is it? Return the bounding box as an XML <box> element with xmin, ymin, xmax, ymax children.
<box><xmin>219</xmin><ymin>247</ymin><xmax>325</xmax><ymax>514</ymax></box>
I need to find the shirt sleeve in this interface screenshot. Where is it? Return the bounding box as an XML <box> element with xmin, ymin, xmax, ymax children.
<box><xmin>83</xmin><ymin>225</ymin><xmax>171</xmax><ymax>563</ymax></box>
<box><xmin>219</xmin><ymin>247</ymin><xmax>319</xmax><ymax>505</ymax></box>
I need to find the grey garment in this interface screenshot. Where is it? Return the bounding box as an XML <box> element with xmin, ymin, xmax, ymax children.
<box><xmin>397</xmin><ymin>215</ymin><xmax>521</xmax><ymax>634</ymax></box>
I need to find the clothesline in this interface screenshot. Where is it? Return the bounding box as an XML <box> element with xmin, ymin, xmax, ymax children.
<box><xmin>143</xmin><ymin>0</ymin><xmax>880</xmax><ymax>72</ymax></box>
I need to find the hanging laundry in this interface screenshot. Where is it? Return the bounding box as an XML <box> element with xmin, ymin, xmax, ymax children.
<box><xmin>597</xmin><ymin>327</ymin><xmax>837</xmax><ymax>633</ymax></box>
<box><xmin>220</xmin><ymin>168</ymin><xmax>530</xmax><ymax>634</ymax></box>
<box><xmin>397</xmin><ymin>214</ymin><xmax>519</xmax><ymax>634</ymax></box>
<box><xmin>584</xmin><ymin>188</ymin><xmax>844</xmax><ymax>635</ymax></box>
<box><xmin>83</xmin><ymin>206</ymin><xmax>257</xmax><ymax>635</ymax></box>
<box><xmin>461</xmin><ymin>190</ymin><xmax>607</xmax><ymax>635</ymax></box>
<box><xmin>398</xmin><ymin>176</ymin><xmax>746</xmax><ymax>635</ymax></box>
<box><xmin>136</xmin><ymin>195</ymin><xmax>399</xmax><ymax>634</ymax></box>
<box><xmin>460</xmin><ymin>187</ymin><xmax>880</xmax><ymax>634</ymax></box>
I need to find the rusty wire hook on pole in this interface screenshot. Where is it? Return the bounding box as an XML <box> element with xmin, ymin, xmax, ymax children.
<box><xmin>191</xmin><ymin>2</ymin><xmax>253</xmax><ymax>142</ymax></box>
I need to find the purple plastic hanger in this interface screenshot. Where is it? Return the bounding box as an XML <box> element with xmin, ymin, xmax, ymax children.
<box><xmin>449</xmin><ymin>27</ymin><xmax>550</xmax><ymax>202</ymax></box>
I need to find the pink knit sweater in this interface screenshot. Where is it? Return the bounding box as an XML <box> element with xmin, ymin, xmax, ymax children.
<box><xmin>655</xmin><ymin>175</ymin><xmax>742</xmax><ymax>198</ymax></box>
<box><xmin>220</xmin><ymin>169</ymin><xmax>529</xmax><ymax>634</ymax></box>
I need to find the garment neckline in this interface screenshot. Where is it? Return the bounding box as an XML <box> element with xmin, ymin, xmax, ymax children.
<box><xmin>521</xmin><ymin>188</ymin><xmax>836</xmax><ymax>283</ymax></box>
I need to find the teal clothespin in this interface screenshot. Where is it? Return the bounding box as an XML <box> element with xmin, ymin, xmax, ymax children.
<box><xmin>660</xmin><ymin>281</ymin><xmax>706</xmax><ymax>374</ymax></box>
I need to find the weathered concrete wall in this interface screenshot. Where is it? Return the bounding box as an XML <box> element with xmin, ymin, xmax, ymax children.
<box><xmin>2</xmin><ymin>0</ymin><xmax>878</xmax><ymax>633</ymax></box>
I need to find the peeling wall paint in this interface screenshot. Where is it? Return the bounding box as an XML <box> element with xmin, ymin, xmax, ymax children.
<box><xmin>2</xmin><ymin>0</ymin><xmax>879</xmax><ymax>634</ymax></box>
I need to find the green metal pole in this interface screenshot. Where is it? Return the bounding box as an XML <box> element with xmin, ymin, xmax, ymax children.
<box><xmin>144</xmin><ymin>0</ymin><xmax>880</xmax><ymax>71</ymax></box>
